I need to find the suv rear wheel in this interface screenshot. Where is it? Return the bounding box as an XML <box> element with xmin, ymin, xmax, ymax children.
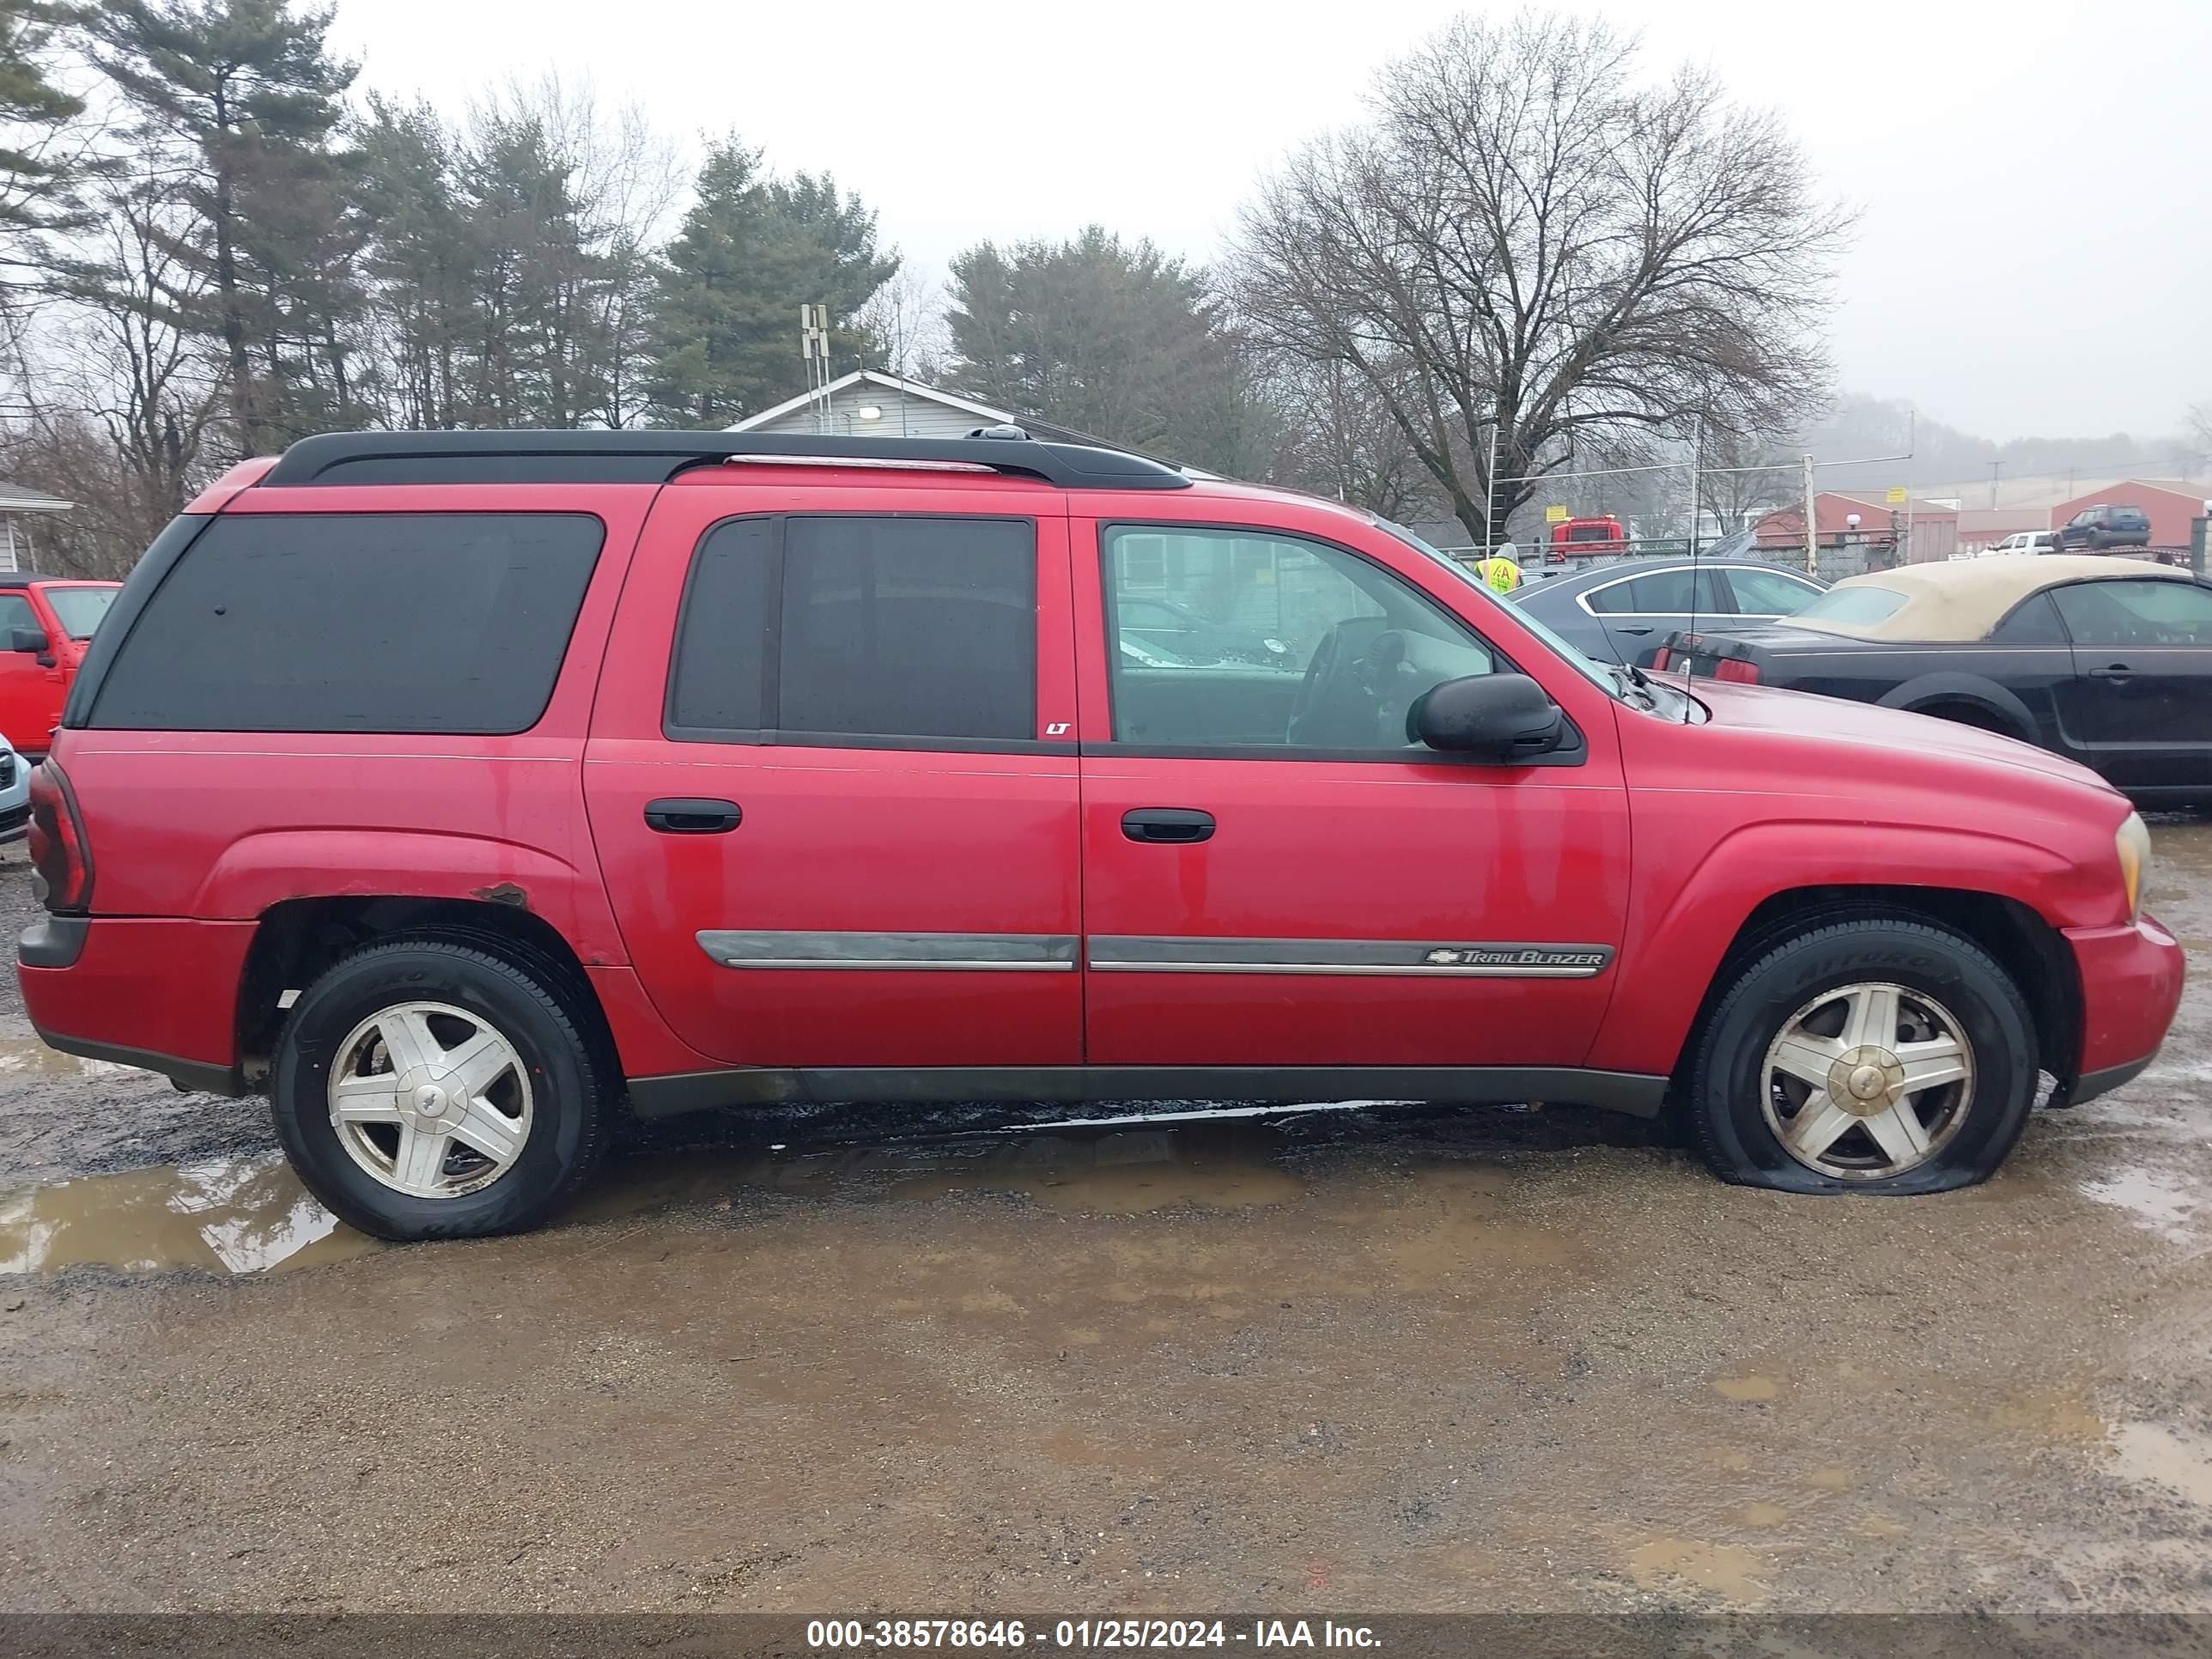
<box><xmin>271</xmin><ymin>939</ymin><xmax>612</xmax><ymax>1241</ymax></box>
<box><xmin>1686</xmin><ymin>918</ymin><xmax>2036</xmax><ymax>1194</ymax></box>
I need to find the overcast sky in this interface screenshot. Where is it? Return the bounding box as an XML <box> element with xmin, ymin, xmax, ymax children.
<box><xmin>328</xmin><ymin>0</ymin><xmax>2210</xmax><ymax>446</ymax></box>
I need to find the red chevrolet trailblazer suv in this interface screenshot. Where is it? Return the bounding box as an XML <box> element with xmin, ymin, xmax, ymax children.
<box><xmin>15</xmin><ymin>430</ymin><xmax>2184</xmax><ymax>1241</ymax></box>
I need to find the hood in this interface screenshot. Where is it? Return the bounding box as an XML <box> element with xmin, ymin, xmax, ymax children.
<box><xmin>1687</xmin><ymin>677</ymin><xmax>2117</xmax><ymax>795</ymax></box>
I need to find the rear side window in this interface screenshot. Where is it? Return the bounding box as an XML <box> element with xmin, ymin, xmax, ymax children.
<box><xmin>89</xmin><ymin>513</ymin><xmax>604</xmax><ymax>733</ymax></box>
<box><xmin>1585</xmin><ymin>568</ymin><xmax>1723</xmax><ymax>614</ymax></box>
<box><xmin>668</xmin><ymin>515</ymin><xmax>1036</xmax><ymax>744</ymax></box>
<box><xmin>1990</xmin><ymin>591</ymin><xmax>2067</xmax><ymax>644</ymax></box>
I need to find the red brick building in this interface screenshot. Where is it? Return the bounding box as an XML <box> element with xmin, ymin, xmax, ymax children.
<box><xmin>1754</xmin><ymin>492</ymin><xmax>1960</xmax><ymax>563</ymax></box>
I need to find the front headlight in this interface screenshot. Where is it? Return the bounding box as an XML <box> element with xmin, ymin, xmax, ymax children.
<box><xmin>2116</xmin><ymin>811</ymin><xmax>2152</xmax><ymax>924</ymax></box>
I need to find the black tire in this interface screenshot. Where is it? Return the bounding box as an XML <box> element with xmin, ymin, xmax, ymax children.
<box><xmin>1686</xmin><ymin>918</ymin><xmax>2036</xmax><ymax>1195</ymax></box>
<box><xmin>271</xmin><ymin>939</ymin><xmax>613</xmax><ymax>1241</ymax></box>
<box><xmin>1908</xmin><ymin>701</ymin><xmax>2024</xmax><ymax>741</ymax></box>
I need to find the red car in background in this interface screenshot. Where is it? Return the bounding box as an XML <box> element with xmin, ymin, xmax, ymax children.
<box><xmin>1547</xmin><ymin>515</ymin><xmax>1629</xmax><ymax>560</ymax></box>
<box><xmin>0</xmin><ymin>575</ymin><xmax>121</xmax><ymax>758</ymax></box>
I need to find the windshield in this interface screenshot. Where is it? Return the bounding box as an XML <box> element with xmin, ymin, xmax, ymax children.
<box><xmin>41</xmin><ymin>585</ymin><xmax>116</xmax><ymax>640</ymax></box>
<box><xmin>1374</xmin><ymin>518</ymin><xmax>1621</xmax><ymax>698</ymax></box>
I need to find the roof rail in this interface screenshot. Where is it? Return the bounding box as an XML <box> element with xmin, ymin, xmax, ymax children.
<box><xmin>258</xmin><ymin>429</ymin><xmax>1195</xmax><ymax>491</ymax></box>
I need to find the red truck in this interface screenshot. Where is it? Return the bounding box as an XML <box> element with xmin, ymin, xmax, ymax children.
<box><xmin>0</xmin><ymin>575</ymin><xmax>121</xmax><ymax>757</ymax></box>
<box><xmin>1547</xmin><ymin>515</ymin><xmax>1629</xmax><ymax>559</ymax></box>
<box><xmin>17</xmin><ymin>430</ymin><xmax>2181</xmax><ymax>1241</ymax></box>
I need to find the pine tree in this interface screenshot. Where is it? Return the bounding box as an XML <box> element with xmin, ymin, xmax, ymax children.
<box><xmin>82</xmin><ymin>0</ymin><xmax>358</xmax><ymax>455</ymax></box>
<box><xmin>944</xmin><ymin>227</ymin><xmax>1258</xmax><ymax>471</ymax></box>
<box><xmin>0</xmin><ymin>0</ymin><xmax>90</xmax><ymax>255</ymax></box>
<box><xmin>643</xmin><ymin>137</ymin><xmax>896</xmax><ymax>428</ymax></box>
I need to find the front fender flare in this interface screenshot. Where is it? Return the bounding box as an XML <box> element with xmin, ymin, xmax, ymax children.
<box><xmin>1584</xmin><ymin>817</ymin><xmax>2093</xmax><ymax>1078</ymax></box>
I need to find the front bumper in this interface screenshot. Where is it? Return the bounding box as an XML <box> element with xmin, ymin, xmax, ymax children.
<box><xmin>2063</xmin><ymin>913</ymin><xmax>2185</xmax><ymax>1101</ymax></box>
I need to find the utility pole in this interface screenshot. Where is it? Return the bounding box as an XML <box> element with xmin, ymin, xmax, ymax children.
<box><xmin>1686</xmin><ymin>415</ymin><xmax>1704</xmax><ymax>556</ymax></box>
<box><xmin>1990</xmin><ymin>459</ymin><xmax>2002</xmax><ymax>509</ymax></box>
<box><xmin>800</xmin><ymin>303</ymin><xmax>831</xmax><ymax>432</ymax></box>
<box><xmin>1802</xmin><ymin>453</ymin><xmax>1818</xmax><ymax>577</ymax></box>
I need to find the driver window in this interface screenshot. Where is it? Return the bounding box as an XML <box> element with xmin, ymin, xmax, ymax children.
<box><xmin>2053</xmin><ymin>580</ymin><xmax>2212</xmax><ymax>647</ymax></box>
<box><xmin>1102</xmin><ymin>525</ymin><xmax>1494</xmax><ymax>750</ymax></box>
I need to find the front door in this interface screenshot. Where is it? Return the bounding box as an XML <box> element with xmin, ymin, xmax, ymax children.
<box><xmin>1074</xmin><ymin>518</ymin><xmax>1632</xmax><ymax>1073</ymax></box>
<box><xmin>584</xmin><ymin>480</ymin><xmax>1083</xmax><ymax>1073</ymax></box>
<box><xmin>2051</xmin><ymin>576</ymin><xmax>2212</xmax><ymax>795</ymax></box>
<box><xmin>0</xmin><ymin>589</ymin><xmax>61</xmax><ymax>753</ymax></box>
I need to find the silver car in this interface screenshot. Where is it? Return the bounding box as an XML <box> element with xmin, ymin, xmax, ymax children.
<box><xmin>0</xmin><ymin>734</ymin><xmax>29</xmax><ymax>843</ymax></box>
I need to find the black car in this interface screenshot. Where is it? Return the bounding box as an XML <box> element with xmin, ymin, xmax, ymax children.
<box><xmin>1115</xmin><ymin>594</ymin><xmax>1291</xmax><ymax>668</ymax></box>
<box><xmin>1662</xmin><ymin>555</ymin><xmax>2212</xmax><ymax>804</ymax></box>
<box><xmin>2057</xmin><ymin>504</ymin><xmax>2153</xmax><ymax>551</ymax></box>
<box><xmin>1506</xmin><ymin>550</ymin><xmax>1826</xmax><ymax>665</ymax></box>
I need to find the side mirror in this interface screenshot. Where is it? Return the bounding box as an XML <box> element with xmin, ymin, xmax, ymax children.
<box><xmin>9</xmin><ymin>627</ymin><xmax>48</xmax><ymax>655</ymax></box>
<box><xmin>1412</xmin><ymin>673</ymin><xmax>1565</xmax><ymax>762</ymax></box>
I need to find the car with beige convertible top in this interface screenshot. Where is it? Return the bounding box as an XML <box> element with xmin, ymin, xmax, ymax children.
<box><xmin>1662</xmin><ymin>556</ymin><xmax>2212</xmax><ymax>805</ymax></box>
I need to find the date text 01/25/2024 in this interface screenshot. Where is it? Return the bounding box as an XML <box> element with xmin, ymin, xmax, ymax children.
<box><xmin>805</xmin><ymin>1620</ymin><xmax>1382</xmax><ymax>1650</ymax></box>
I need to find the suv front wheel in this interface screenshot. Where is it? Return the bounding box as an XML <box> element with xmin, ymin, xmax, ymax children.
<box><xmin>271</xmin><ymin>939</ymin><xmax>613</xmax><ymax>1240</ymax></box>
<box><xmin>1686</xmin><ymin>918</ymin><xmax>2036</xmax><ymax>1194</ymax></box>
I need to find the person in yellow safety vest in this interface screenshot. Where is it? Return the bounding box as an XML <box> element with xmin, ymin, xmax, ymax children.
<box><xmin>1474</xmin><ymin>541</ymin><xmax>1522</xmax><ymax>595</ymax></box>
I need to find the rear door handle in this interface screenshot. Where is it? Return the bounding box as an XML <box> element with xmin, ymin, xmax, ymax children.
<box><xmin>644</xmin><ymin>798</ymin><xmax>742</xmax><ymax>834</ymax></box>
<box><xmin>1612</xmin><ymin>625</ymin><xmax>1655</xmax><ymax>635</ymax></box>
<box><xmin>1121</xmin><ymin>808</ymin><xmax>1215</xmax><ymax>844</ymax></box>
<box><xmin>2088</xmin><ymin>663</ymin><xmax>2134</xmax><ymax>682</ymax></box>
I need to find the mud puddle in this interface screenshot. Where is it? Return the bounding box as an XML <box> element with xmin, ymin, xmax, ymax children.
<box><xmin>0</xmin><ymin>1120</ymin><xmax>1320</xmax><ymax>1279</ymax></box>
<box><xmin>0</xmin><ymin>1036</ymin><xmax>150</xmax><ymax>1079</ymax></box>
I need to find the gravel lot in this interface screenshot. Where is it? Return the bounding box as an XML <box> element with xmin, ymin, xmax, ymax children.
<box><xmin>3</xmin><ymin>826</ymin><xmax>2210</xmax><ymax>1613</ymax></box>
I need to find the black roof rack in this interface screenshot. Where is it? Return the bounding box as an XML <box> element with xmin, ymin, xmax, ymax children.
<box><xmin>259</xmin><ymin>429</ymin><xmax>1194</xmax><ymax>491</ymax></box>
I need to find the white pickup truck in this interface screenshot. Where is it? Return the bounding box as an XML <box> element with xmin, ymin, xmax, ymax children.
<box><xmin>1977</xmin><ymin>530</ymin><xmax>2060</xmax><ymax>556</ymax></box>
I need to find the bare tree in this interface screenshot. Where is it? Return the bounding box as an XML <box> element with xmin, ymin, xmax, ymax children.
<box><xmin>1231</xmin><ymin>10</ymin><xmax>1849</xmax><ymax>546</ymax></box>
<box><xmin>1267</xmin><ymin>354</ymin><xmax>1435</xmax><ymax>520</ymax></box>
<box><xmin>2</xmin><ymin>154</ymin><xmax>222</xmax><ymax>572</ymax></box>
<box><xmin>2188</xmin><ymin>401</ymin><xmax>2211</xmax><ymax>462</ymax></box>
<box><xmin>854</xmin><ymin>263</ymin><xmax>946</xmax><ymax>383</ymax></box>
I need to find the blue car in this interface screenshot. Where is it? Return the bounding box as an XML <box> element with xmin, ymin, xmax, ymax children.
<box><xmin>1507</xmin><ymin>550</ymin><xmax>1827</xmax><ymax>666</ymax></box>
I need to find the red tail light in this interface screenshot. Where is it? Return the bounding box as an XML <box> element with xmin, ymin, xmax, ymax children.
<box><xmin>1650</xmin><ymin>647</ymin><xmax>1673</xmax><ymax>671</ymax></box>
<box><xmin>1714</xmin><ymin>658</ymin><xmax>1762</xmax><ymax>684</ymax></box>
<box><xmin>27</xmin><ymin>760</ymin><xmax>92</xmax><ymax>914</ymax></box>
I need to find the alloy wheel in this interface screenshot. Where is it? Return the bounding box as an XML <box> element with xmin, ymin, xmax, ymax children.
<box><xmin>1759</xmin><ymin>981</ymin><xmax>1976</xmax><ymax>1181</ymax></box>
<box><xmin>325</xmin><ymin>1000</ymin><xmax>533</xmax><ymax>1199</ymax></box>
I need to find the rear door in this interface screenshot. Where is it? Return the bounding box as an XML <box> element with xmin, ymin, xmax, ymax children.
<box><xmin>1074</xmin><ymin>514</ymin><xmax>1632</xmax><ymax>1073</ymax></box>
<box><xmin>2050</xmin><ymin>577</ymin><xmax>2212</xmax><ymax>793</ymax></box>
<box><xmin>583</xmin><ymin>477</ymin><xmax>1084</xmax><ymax>1072</ymax></box>
<box><xmin>1580</xmin><ymin>566</ymin><xmax>1728</xmax><ymax>666</ymax></box>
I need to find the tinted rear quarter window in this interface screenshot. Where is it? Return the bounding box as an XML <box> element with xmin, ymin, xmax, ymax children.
<box><xmin>88</xmin><ymin>513</ymin><xmax>604</xmax><ymax>733</ymax></box>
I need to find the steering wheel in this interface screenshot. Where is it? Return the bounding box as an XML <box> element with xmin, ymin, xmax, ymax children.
<box><xmin>1287</xmin><ymin>619</ymin><xmax>1396</xmax><ymax>745</ymax></box>
<box><xmin>1285</xmin><ymin>628</ymin><xmax>1340</xmax><ymax>744</ymax></box>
